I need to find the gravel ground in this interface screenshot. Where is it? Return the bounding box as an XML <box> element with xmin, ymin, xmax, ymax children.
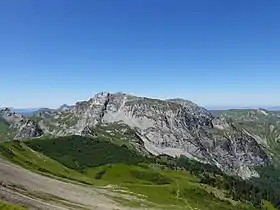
<box><xmin>0</xmin><ymin>158</ymin><xmax>126</xmax><ymax>210</ymax></box>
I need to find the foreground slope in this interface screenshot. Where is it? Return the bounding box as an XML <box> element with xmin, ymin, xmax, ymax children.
<box><xmin>0</xmin><ymin>157</ymin><xmax>118</xmax><ymax>210</ymax></box>
<box><xmin>0</xmin><ymin>199</ymin><xmax>26</xmax><ymax>210</ymax></box>
<box><xmin>0</xmin><ymin>136</ymin><xmax>262</xmax><ymax>210</ymax></box>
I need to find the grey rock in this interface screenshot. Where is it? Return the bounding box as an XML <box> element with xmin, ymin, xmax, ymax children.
<box><xmin>37</xmin><ymin>92</ymin><xmax>269</xmax><ymax>178</ymax></box>
<box><xmin>81</xmin><ymin>126</ymin><xmax>97</xmax><ymax>138</ymax></box>
<box><xmin>58</xmin><ymin>104</ymin><xmax>71</xmax><ymax>112</ymax></box>
<box><xmin>34</xmin><ymin>108</ymin><xmax>57</xmax><ymax>118</ymax></box>
<box><xmin>14</xmin><ymin>120</ymin><xmax>43</xmax><ymax>140</ymax></box>
<box><xmin>0</xmin><ymin>108</ymin><xmax>43</xmax><ymax>140</ymax></box>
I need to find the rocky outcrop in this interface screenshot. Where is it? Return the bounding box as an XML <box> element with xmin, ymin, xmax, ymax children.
<box><xmin>216</xmin><ymin>109</ymin><xmax>280</xmax><ymax>163</ymax></box>
<box><xmin>14</xmin><ymin>120</ymin><xmax>43</xmax><ymax>140</ymax></box>
<box><xmin>35</xmin><ymin>92</ymin><xmax>269</xmax><ymax>178</ymax></box>
<box><xmin>58</xmin><ymin>104</ymin><xmax>71</xmax><ymax>112</ymax></box>
<box><xmin>34</xmin><ymin>108</ymin><xmax>56</xmax><ymax>119</ymax></box>
<box><xmin>0</xmin><ymin>108</ymin><xmax>43</xmax><ymax>140</ymax></box>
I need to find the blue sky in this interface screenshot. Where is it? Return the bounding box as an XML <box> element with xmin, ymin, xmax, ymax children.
<box><xmin>1</xmin><ymin>0</ymin><xmax>280</xmax><ymax>108</ymax></box>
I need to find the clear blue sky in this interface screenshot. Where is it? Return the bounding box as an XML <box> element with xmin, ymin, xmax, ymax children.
<box><xmin>1</xmin><ymin>0</ymin><xmax>280</xmax><ymax>108</ymax></box>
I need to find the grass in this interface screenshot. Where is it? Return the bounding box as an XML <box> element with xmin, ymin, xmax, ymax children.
<box><xmin>0</xmin><ymin>117</ymin><xmax>11</xmax><ymax>141</ymax></box>
<box><xmin>85</xmin><ymin>163</ymin><xmax>256</xmax><ymax>209</ymax></box>
<box><xmin>261</xmin><ymin>200</ymin><xmax>276</xmax><ymax>210</ymax></box>
<box><xmin>0</xmin><ymin>199</ymin><xmax>26</xmax><ymax>210</ymax></box>
<box><xmin>0</xmin><ymin>140</ymin><xmax>95</xmax><ymax>185</ymax></box>
<box><xmin>85</xmin><ymin>163</ymin><xmax>172</xmax><ymax>185</ymax></box>
<box><xmin>28</xmin><ymin>115</ymin><xmax>42</xmax><ymax>123</ymax></box>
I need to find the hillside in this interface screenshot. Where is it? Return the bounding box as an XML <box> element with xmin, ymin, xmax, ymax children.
<box><xmin>216</xmin><ymin>109</ymin><xmax>280</xmax><ymax>160</ymax></box>
<box><xmin>0</xmin><ymin>135</ymin><xmax>268</xmax><ymax>210</ymax></box>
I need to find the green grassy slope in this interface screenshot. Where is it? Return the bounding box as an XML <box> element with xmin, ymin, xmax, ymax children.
<box><xmin>0</xmin><ymin>135</ymin><xmax>275</xmax><ymax>209</ymax></box>
<box><xmin>0</xmin><ymin>199</ymin><xmax>26</xmax><ymax>210</ymax></box>
<box><xmin>0</xmin><ymin>117</ymin><xmax>11</xmax><ymax>141</ymax></box>
<box><xmin>26</xmin><ymin>136</ymin><xmax>263</xmax><ymax>209</ymax></box>
<box><xmin>84</xmin><ymin>163</ymin><xmax>256</xmax><ymax>209</ymax></box>
<box><xmin>0</xmin><ymin>141</ymin><xmax>95</xmax><ymax>185</ymax></box>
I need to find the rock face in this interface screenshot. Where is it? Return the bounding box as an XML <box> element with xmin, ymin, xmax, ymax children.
<box><xmin>216</xmin><ymin>109</ymin><xmax>280</xmax><ymax>161</ymax></box>
<box><xmin>0</xmin><ymin>108</ymin><xmax>43</xmax><ymax>140</ymax></box>
<box><xmin>34</xmin><ymin>108</ymin><xmax>57</xmax><ymax>118</ymax></box>
<box><xmin>35</xmin><ymin>92</ymin><xmax>269</xmax><ymax>178</ymax></box>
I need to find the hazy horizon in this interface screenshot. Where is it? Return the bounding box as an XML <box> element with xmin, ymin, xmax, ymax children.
<box><xmin>2</xmin><ymin>91</ymin><xmax>280</xmax><ymax>110</ymax></box>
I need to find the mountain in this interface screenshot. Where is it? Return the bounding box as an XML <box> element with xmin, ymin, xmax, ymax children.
<box><xmin>14</xmin><ymin>108</ymin><xmax>40</xmax><ymax>116</ymax></box>
<box><xmin>215</xmin><ymin>109</ymin><xmax>280</xmax><ymax>160</ymax></box>
<box><xmin>2</xmin><ymin>93</ymin><xmax>280</xmax><ymax>209</ymax></box>
<box><xmin>1</xmin><ymin>92</ymin><xmax>270</xmax><ymax>178</ymax></box>
<box><xmin>58</xmin><ymin>104</ymin><xmax>71</xmax><ymax>111</ymax></box>
<box><xmin>0</xmin><ymin>108</ymin><xmax>43</xmax><ymax>140</ymax></box>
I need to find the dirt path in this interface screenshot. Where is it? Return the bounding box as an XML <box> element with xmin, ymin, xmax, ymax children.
<box><xmin>175</xmin><ymin>181</ymin><xmax>194</xmax><ymax>210</ymax></box>
<box><xmin>0</xmin><ymin>158</ymin><xmax>125</xmax><ymax>209</ymax></box>
<box><xmin>176</xmin><ymin>181</ymin><xmax>180</xmax><ymax>199</ymax></box>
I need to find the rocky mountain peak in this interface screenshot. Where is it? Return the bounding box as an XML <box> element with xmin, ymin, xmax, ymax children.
<box><xmin>35</xmin><ymin>92</ymin><xmax>267</xmax><ymax>178</ymax></box>
<box><xmin>0</xmin><ymin>108</ymin><xmax>24</xmax><ymax>123</ymax></box>
<box><xmin>0</xmin><ymin>107</ymin><xmax>43</xmax><ymax>140</ymax></box>
<box><xmin>0</xmin><ymin>108</ymin><xmax>15</xmax><ymax>116</ymax></box>
<box><xmin>58</xmin><ymin>104</ymin><xmax>71</xmax><ymax>112</ymax></box>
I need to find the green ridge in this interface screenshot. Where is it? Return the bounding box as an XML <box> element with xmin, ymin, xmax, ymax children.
<box><xmin>0</xmin><ymin>140</ymin><xmax>95</xmax><ymax>185</ymax></box>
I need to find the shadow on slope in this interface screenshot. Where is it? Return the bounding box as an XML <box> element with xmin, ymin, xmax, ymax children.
<box><xmin>25</xmin><ymin>135</ymin><xmax>146</xmax><ymax>170</ymax></box>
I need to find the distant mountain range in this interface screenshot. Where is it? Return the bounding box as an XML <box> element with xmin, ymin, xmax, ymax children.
<box><xmin>0</xmin><ymin>108</ymin><xmax>41</xmax><ymax>116</ymax></box>
<box><xmin>12</xmin><ymin>104</ymin><xmax>71</xmax><ymax>116</ymax></box>
<box><xmin>13</xmin><ymin>108</ymin><xmax>40</xmax><ymax>116</ymax></box>
<box><xmin>267</xmin><ymin>106</ymin><xmax>280</xmax><ymax>111</ymax></box>
<box><xmin>207</xmin><ymin>106</ymin><xmax>280</xmax><ymax>111</ymax></box>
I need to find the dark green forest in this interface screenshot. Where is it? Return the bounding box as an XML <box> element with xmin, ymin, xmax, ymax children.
<box><xmin>26</xmin><ymin>135</ymin><xmax>146</xmax><ymax>170</ymax></box>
